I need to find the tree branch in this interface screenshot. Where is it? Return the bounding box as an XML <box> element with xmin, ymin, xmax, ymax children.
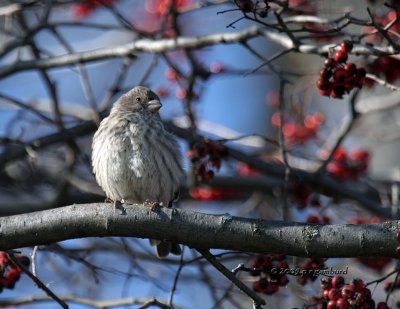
<box><xmin>0</xmin><ymin>25</ymin><xmax>397</xmax><ymax>79</ymax></box>
<box><xmin>197</xmin><ymin>249</ymin><xmax>266</xmax><ymax>308</ymax></box>
<box><xmin>0</xmin><ymin>294</ymin><xmax>177</xmax><ymax>309</ymax></box>
<box><xmin>0</xmin><ymin>203</ymin><xmax>398</xmax><ymax>257</ymax></box>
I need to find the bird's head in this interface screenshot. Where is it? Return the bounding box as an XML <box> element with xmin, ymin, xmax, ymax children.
<box><xmin>113</xmin><ymin>86</ymin><xmax>162</xmax><ymax>116</ymax></box>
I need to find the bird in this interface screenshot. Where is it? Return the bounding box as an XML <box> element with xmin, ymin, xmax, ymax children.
<box><xmin>91</xmin><ymin>86</ymin><xmax>183</xmax><ymax>257</ymax></box>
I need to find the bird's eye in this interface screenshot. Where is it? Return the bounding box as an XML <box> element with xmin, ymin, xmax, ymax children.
<box><xmin>135</xmin><ymin>97</ymin><xmax>141</xmax><ymax>102</ymax></box>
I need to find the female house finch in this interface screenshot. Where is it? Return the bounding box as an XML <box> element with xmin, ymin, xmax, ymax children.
<box><xmin>92</xmin><ymin>86</ymin><xmax>183</xmax><ymax>257</ymax></box>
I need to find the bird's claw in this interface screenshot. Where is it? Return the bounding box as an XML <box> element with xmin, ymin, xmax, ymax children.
<box><xmin>114</xmin><ymin>200</ymin><xmax>127</xmax><ymax>215</ymax></box>
<box><xmin>144</xmin><ymin>200</ymin><xmax>162</xmax><ymax>212</ymax></box>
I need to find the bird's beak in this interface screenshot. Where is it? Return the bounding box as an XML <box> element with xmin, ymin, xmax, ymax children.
<box><xmin>147</xmin><ymin>99</ymin><xmax>162</xmax><ymax>113</ymax></box>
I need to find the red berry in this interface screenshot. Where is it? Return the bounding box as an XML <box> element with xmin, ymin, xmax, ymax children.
<box><xmin>396</xmin><ymin>245</ymin><xmax>400</xmax><ymax>256</ymax></box>
<box><xmin>319</xmin><ymin>88</ymin><xmax>332</xmax><ymax>96</ymax></box>
<box><xmin>361</xmin><ymin>287</ymin><xmax>372</xmax><ymax>299</ymax></box>
<box><xmin>341</xmin><ymin>284</ymin><xmax>355</xmax><ymax>299</ymax></box>
<box><xmin>376</xmin><ymin>302</ymin><xmax>389</xmax><ymax>309</ymax></box>
<box><xmin>327</xmin><ymin>300</ymin><xmax>337</xmax><ymax>309</ymax></box>
<box><xmin>165</xmin><ymin>68</ymin><xmax>178</xmax><ymax>81</ymax></box>
<box><xmin>356</xmin><ymin>68</ymin><xmax>367</xmax><ymax>77</ymax></box>
<box><xmin>332</xmin><ymin>275</ymin><xmax>345</xmax><ymax>289</ymax></box>
<box><xmin>175</xmin><ymin>87</ymin><xmax>187</xmax><ymax>100</ymax></box>
<box><xmin>279</xmin><ymin>260</ymin><xmax>289</xmax><ymax>268</ymax></box>
<box><xmin>328</xmin><ymin>288</ymin><xmax>341</xmax><ymax>301</ymax></box>
<box><xmin>340</xmin><ymin>40</ymin><xmax>353</xmax><ymax>53</ymax></box>
<box><xmin>187</xmin><ymin>149</ymin><xmax>199</xmax><ymax>161</ymax></box>
<box><xmin>344</xmin><ymin>63</ymin><xmax>356</xmax><ymax>75</ymax></box>
<box><xmin>331</xmin><ymin>85</ymin><xmax>346</xmax><ymax>98</ymax></box>
<box><xmin>349</xmin><ymin>149</ymin><xmax>369</xmax><ymax>163</ymax></box>
<box><xmin>343</xmin><ymin>79</ymin><xmax>355</xmax><ymax>92</ymax></box>
<box><xmin>253</xmin><ymin>279</ymin><xmax>264</xmax><ymax>293</ymax></box>
<box><xmin>354</xmin><ymin>77</ymin><xmax>365</xmax><ymax>88</ymax></box>
<box><xmin>352</xmin><ymin>279</ymin><xmax>365</xmax><ymax>292</ymax></box>
<box><xmin>278</xmin><ymin>275</ymin><xmax>289</xmax><ymax>286</ymax></box>
<box><xmin>155</xmin><ymin>86</ymin><xmax>170</xmax><ymax>98</ymax></box>
<box><xmin>317</xmin><ymin>79</ymin><xmax>331</xmax><ymax>90</ymax></box>
<box><xmin>334</xmin><ymin>51</ymin><xmax>348</xmax><ymax>63</ymax></box>
<box><xmin>271</xmin><ymin>112</ymin><xmax>281</xmax><ymax>127</ymax></box>
<box><xmin>322</xmin><ymin>215</ymin><xmax>331</xmax><ymax>224</ymax></box>
<box><xmin>264</xmin><ymin>282</ymin><xmax>279</xmax><ymax>294</ymax></box>
<box><xmin>324</xmin><ymin>58</ymin><xmax>336</xmax><ymax>68</ymax></box>
<box><xmin>238</xmin><ymin>0</ymin><xmax>254</xmax><ymax>12</ymax></box>
<box><xmin>384</xmin><ymin>281</ymin><xmax>393</xmax><ymax>292</ymax></box>
<box><xmin>320</xmin><ymin>68</ymin><xmax>332</xmax><ymax>79</ymax></box>
<box><xmin>333</xmin><ymin>147</ymin><xmax>347</xmax><ymax>161</ymax></box>
<box><xmin>317</xmin><ymin>80</ymin><xmax>332</xmax><ymax>96</ymax></box>
<box><xmin>323</xmin><ymin>289</ymin><xmax>330</xmax><ymax>299</ymax></box>
<box><xmin>336</xmin><ymin>298</ymin><xmax>350</xmax><ymax>309</ymax></box>
<box><xmin>333</xmin><ymin>68</ymin><xmax>347</xmax><ymax>82</ymax></box>
<box><xmin>307</xmin><ymin>214</ymin><xmax>320</xmax><ymax>224</ymax></box>
<box><xmin>210</xmin><ymin>61</ymin><xmax>224</xmax><ymax>73</ymax></box>
<box><xmin>282</xmin><ymin>122</ymin><xmax>296</xmax><ymax>138</ymax></box>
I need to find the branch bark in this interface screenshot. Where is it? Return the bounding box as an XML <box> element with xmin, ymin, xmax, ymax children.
<box><xmin>0</xmin><ymin>203</ymin><xmax>398</xmax><ymax>257</ymax></box>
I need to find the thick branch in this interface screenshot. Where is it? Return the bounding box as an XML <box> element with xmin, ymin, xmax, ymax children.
<box><xmin>0</xmin><ymin>203</ymin><xmax>398</xmax><ymax>257</ymax></box>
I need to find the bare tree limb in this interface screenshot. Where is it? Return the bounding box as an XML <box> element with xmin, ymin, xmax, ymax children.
<box><xmin>0</xmin><ymin>203</ymin><xmax>398</xmax><ymax>257</ymax></box>
<box><xmin>7</xmin><ymin>252</ymin><xmax>69</xmax><ymax>309</ymax></box>
<box><xmin>0</xmin><ymin>294</ymin><xmax>177</xmax><ymax>309</ymax></box>
<box><xmin>0</xmin><ymin>26</ymin><xmax>397</xmax><ymax>79</ymax></box>
<box><xmin>197</xmin><ymin>248</ymin><xmax>266</xmax><ymax>308</ymax></box>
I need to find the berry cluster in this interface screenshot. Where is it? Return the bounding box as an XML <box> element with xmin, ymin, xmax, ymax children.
<box><xmin>367</xmin><ymin>56</ymin><xmax>400</xmax><ymax>86</ymax></box>
<box><xmin>289</xmin><ymin>183</ymin><xmax>321</xmax><ymax>209</ymax></box>
<box><xmin>158</xmin><ymin>68</ymin><xmax>195</xmax><ymax>100</ymax></box>
<box><xmin>236</xmin><ymin>162</ymin><xmax>261</xmax><ymax>177</ymax></box>
<box><xmin>348</xmin><ymin>217</ymin><xmax>392</xmax><ymax>271</ymax></box>
<box><xmin>187</xmin><ymin>139</ymin><xmax>227</xmax><ymax>182</ymax></box>
<box><xmin>325</xmin><ymin>147</ymin><xmax>370</xmax><ymax>180</ymax></box>
<box><xmin>384</xmin><ymin>274</ymin><xmax>400</xmax><ymax>294</ymax></box>
<box><xmin>72</xmin><ymin>0</ymin><xmax>115</xmax><ymax>18</ymax></box>
<box><xmin>188</xmin><ymin>187</ymin><xmax>242</xmax><ymax>201</ymax></box>
<box><xmin>237</xmin><ymin>0</ymin><xmax>270</xmax><ymax>18</ymax></box>
<box><xmin>271</xmin><ymin>111</ymin><xmax>325</xmax><ymax>144</ymax></box>
<box><xmin>317</xmin><ymin>41</ymin><xmax>366</xmax><ymax>99</ymax></box>
<box><xmin>0</xmin><ymin>252</ymin><xmax>29</xmax><ymax>292</ymax></box>
<box><xmin>358</xmin><ymin>256</ymin><xmax>392</xmax><ymax>273</ymax></box>
<box><xmin>283</xmin><ymin>0</ymin><xmax>317</xmax><ymax>16</ymax></box>
<box><xmin>306</xmin><ymin>214</ymin><xmax>331</xmax><ymax>224</ymax></box>
<box><xmin>159</xmin><ymin>62</ymin><xmax>224</xmax><ymax>100</ymax></box>
<box><xmin>145</xmin><ymin>0</ymin><xmax>189</xmax><ymax>16</ymax></box>
<box><xmin>297</xmin><ymin>258</ymin><xmax>325</xmax><ymax>285</ymax></box>
<box><xmin>251</xmin><ymin>254</ymin><xmax>289</xmax><ymax>295</ymax></box>
<box><xmin>363</xmin><ymin>8</ymin><xmax>399</xmax><ymax>44</ymax></box>
<box><xmin>319</xmin><ymin>276</ymin><xmax>388</xmax><ymax>309</ymax></box>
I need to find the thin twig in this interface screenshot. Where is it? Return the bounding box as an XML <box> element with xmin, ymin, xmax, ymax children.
<box><xmin>196</xmin><ymin>249</ymin><xmax>266</xmax><ymax>308</ymax></box>
<box><xmin>7</xmin><ymin>251</ymin><xmax>69</xmax><ymax>309</ymax></box>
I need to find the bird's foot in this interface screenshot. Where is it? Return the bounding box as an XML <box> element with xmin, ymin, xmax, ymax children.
<box><xmin>144</xmin><ymin>200</ymin><xmax>162</xmax><ymax>212</ymax></box>
<box><xmin>114</xmin><ymin>200</ymin><xmax>127</xmax><ymax>215</ymax></box>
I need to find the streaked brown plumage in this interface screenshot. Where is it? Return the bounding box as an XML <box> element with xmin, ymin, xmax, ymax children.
<box><xmin>92</xmin><ymin>86</ymin><xmax>183</xmax><ymax>257</ymax></box>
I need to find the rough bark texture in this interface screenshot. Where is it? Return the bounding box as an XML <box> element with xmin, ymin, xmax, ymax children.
<box><xmin>0</xmin><ymin>203</ymin><xmax>397</xmax><ymax>257</ymax></box>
